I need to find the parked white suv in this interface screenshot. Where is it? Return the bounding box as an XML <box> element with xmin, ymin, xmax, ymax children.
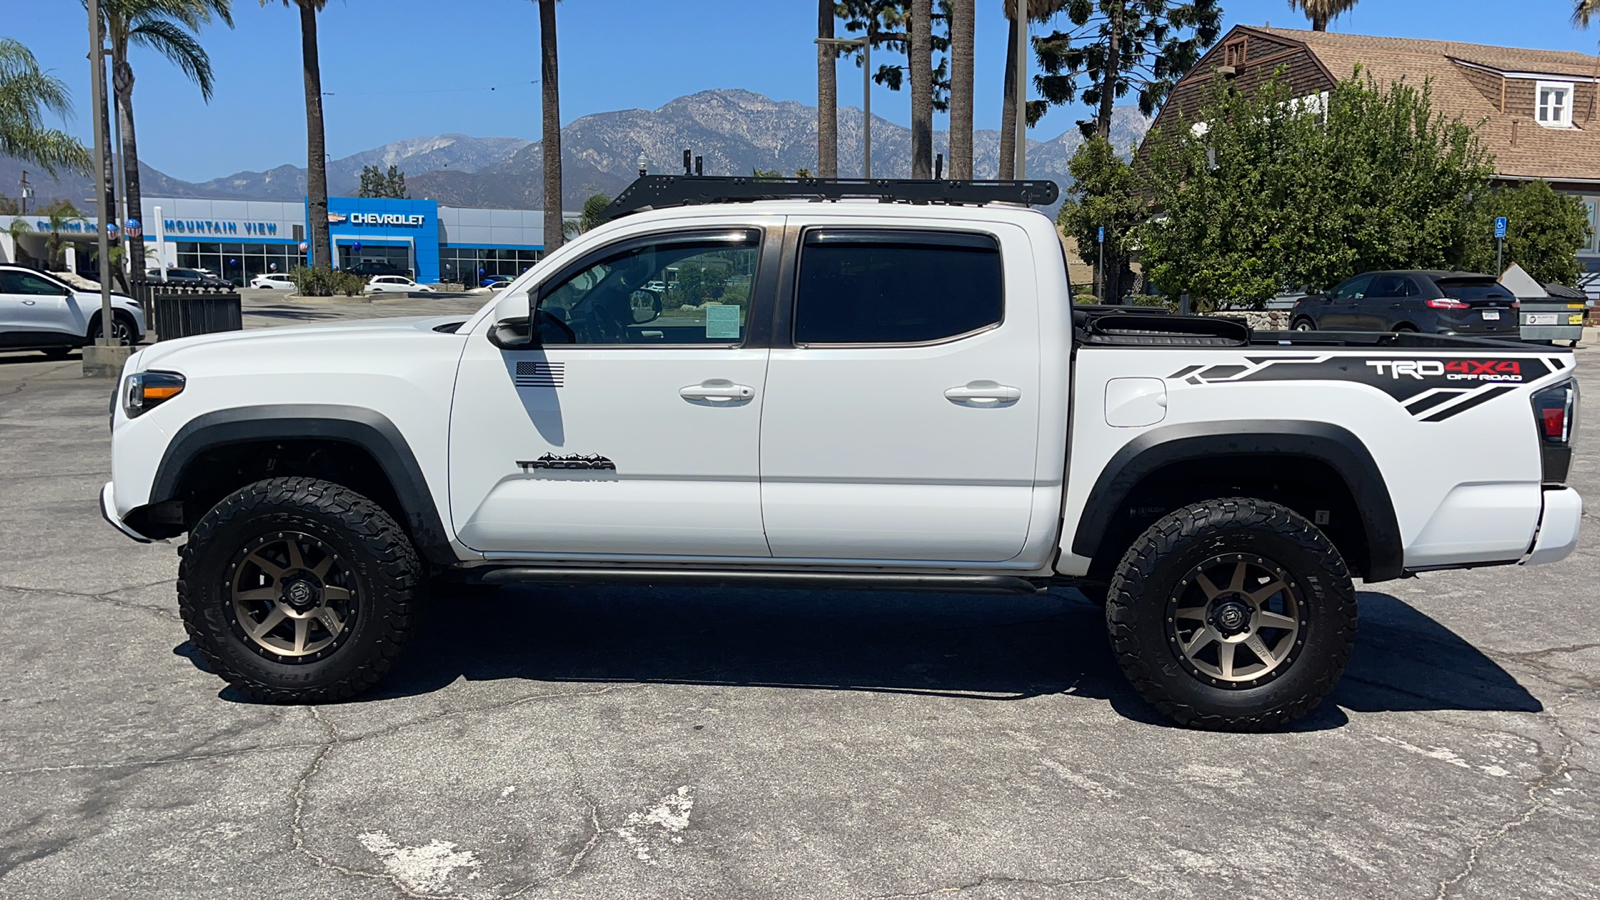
<box><xmin>100</xmin><ymin>178</ymin><xmax>1583</xmax><ymax>730</ymax></box>
<box><xmin>0</xmin><ymin>265</ymin><xmax>146</xmax><ymax>355</ymax></box>
<box><xmin>363</xmin><ymin>275</ymin><xmax>433</xmax><ymax>294</ymax></box>
<box><xmin>249</xmin><ymin>273</ymin><xmax>295</xmax><ymax>290</ymax></box>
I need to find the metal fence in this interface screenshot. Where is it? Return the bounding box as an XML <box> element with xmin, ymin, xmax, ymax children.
<box><xmin>128</xmin><ymin>280</ymin><xmax>243</xmax><ymax>341</ymax></box>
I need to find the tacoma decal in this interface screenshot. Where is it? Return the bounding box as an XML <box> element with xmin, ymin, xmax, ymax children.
<box><xmin>1170</xmin><ymin>355</ymin><xmax>1557</xmax><ymax>421</ymax></box>
<box><xmin>517</xmin><ymin>454</ymin><xmax>616</xmax><ymax>472</ymax></box>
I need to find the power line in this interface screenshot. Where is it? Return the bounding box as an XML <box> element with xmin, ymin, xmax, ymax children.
<box><xmin>321</xmin><ymin>81</ymin><xmax>536</xmax><ymax>98</ymax></box>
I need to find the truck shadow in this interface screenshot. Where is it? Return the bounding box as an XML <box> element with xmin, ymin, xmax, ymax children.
<box><xmin>194</xmin><ymin>586</ymin><xmax>1541</xmax><ymax>730</ymax></box>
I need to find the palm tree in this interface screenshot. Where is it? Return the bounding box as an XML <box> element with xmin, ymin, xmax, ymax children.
<box><xmin>948</xmin><ymin>0</ymin><xmax>974</xmax><ymax>179</ymax></box>
<box><xmin>1287</xmin><ymin>0</ymin><xmax>1359</xmax><ymax>32</ymax></box>
<box><xmin>910</xmin><ymin>0</ymin><xmax>933</xmax><ymax>178</ymax></box>
<box><xmin>818</xmin><ymin>0</ymin><xmax>837</xmax><ymax>178</ymax></box>
<box><xmin>267</xmin><ymin>0</ymin><xmax>331</xmax><ymax>274</ymax></box>
<box><xmin>41</xmin><ymin>201</ymin><xmax>86</xmax><ymax>271</ymax></box>
<box><xmin>999</xmin><ymin>0</ymin><xmax>1063</xmax><ymax>178</ymax></box>
<box><xmin>0</xmin><ymin>39</ymin><xmax>91</xmax><ymax>176</ymax></box>
<box><xmin>101</xmin><ymin>0</ymin><xmax>233</xmax><ymax>280</ymax></box>
<box><xmin>539</xmin><ymin>0</ymin><xmax>563</xmax><ymax>253</ymax></box>
<box><xmin>1577</xmin><ymin>1</ymin><xmax>1600</xmax><ymax>26</ymax></box>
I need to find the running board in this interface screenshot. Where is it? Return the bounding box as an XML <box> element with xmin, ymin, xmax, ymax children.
<box><xmin>470</xmin><ymin>567</ymin><xmax>1049</xmax><ymax>595</ymax></box>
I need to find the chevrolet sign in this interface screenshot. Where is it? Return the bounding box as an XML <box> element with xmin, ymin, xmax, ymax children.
<box><xmin>349</xmin><ymin>213</ymin><xmax>425</xmax><ymax>227</ymax></box>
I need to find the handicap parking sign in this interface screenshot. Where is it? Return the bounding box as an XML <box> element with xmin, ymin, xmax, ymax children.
<box><xmin>1494</xmin><ymin>216</ymin><xmax>1507</xmax><ymax>238</ymax></box>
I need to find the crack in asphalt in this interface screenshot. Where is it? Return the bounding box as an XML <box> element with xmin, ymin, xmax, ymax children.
<box><xmin>0</xmin><ymin>741</ymin><xmax>327</xmax><ymax>779</ymax></box>
<box><xmin>1432</xmin><ymin>712</ymin><xmax>1579</xmax><ymax>900</ymax></box>
<box><xmin>866</xmin><ymin>872</ymin><xmax>1135</xmax><ymax>898</ymax></box>
<box><xmin>0</xmin><ymin>580</ymin><xmax>178</xmax><ymax>622</ymax></box>
<box><xmin>291</xmin><ymin>707</ymin><xmax>433</xmax><ymax>900</ymax></box>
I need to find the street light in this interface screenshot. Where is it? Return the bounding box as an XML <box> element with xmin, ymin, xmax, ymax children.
<box><xmin>816</xmin><ymin>35</ymin><xmax>871</xmax><ymax>179</ymax></box>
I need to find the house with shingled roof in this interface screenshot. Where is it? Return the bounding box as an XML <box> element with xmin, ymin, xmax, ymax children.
<box><xmin>1142</xmin><ymin>25</ymin><xmax>1600</xmax><ymax>280</ymax></box>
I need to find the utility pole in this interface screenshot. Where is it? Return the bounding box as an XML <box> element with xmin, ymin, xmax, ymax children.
<box><xmin>18</xmin><ymin>170</ymin><xmax>30</xmax><ymax>216</ymax></box>
<box><xmin>83</xmin><ymin>0</ymin><xmax>129</xmax><ymax>376</ymax></box>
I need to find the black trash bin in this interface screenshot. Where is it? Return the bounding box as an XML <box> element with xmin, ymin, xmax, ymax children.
<box><xmin>147</xmin><ymin>283</ymin><xmax>243</xmax><ymax>341</ymax></box>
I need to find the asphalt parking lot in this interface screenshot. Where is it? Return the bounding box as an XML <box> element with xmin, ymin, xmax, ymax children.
<box><xmin>1</xmin><ymin>296</ymin><xmax>1596</xmax><ymax>899</ymax></box>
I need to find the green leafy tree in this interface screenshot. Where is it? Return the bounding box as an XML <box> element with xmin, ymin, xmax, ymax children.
<box><xmin>99</xmin><ymin>0</ymin><xmax>234</xmax><ymax>279</ymax></box>
<box><xmin>0</xmin><ymin>193</ymin><xmax>19</xmax><ymax>215</ymax></box>
<box><xmin>579</xmin><ymin>192</ymin><xmax>610</xmax><ymax>233</ymax></box>
<box><xmin>385</xmin><ymin>165</ymin><xmax>407</xmax><ymax>198</ymax></box>
<box><xmin>1055</xmin><ymin>135</ymin><xmax>1143</xmax><ymax>301</ymax></box>
<box><xmin>1469</xmin><ymin>182</ymin><xmax>1592</xmax><ymax>286</ymax></box>
<box><xmin>357</xmin><ymin>164</ymin><xmax>410</xmax><ymax>198</ymax></box>
<box><xmin>1033</xmin><ymin>0</ymin><xmax>1223</xmax><ymax>139</ymax></box>
<box><xmin>0</xmin><ymin>39</ymin><xmax>91</xmax><ymax>176</ymax></box>
<box><xmin>1141</xmin><ymin>71</ymin><xmax>1494</xmax><ymax>309</ymax></box>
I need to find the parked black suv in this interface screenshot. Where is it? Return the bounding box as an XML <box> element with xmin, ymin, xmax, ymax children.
<box><xmin>344</xmin><ymin>261</ymin><xmax>411</xmax><ymax>278</ymax></box>
<box><xmin>145</xmin><ymin>267</ymin><xmax>231</xmax><ymax>287</ymax></box>
<box><xmin>1290</xmin><ymin>271</ymin><xmax>1519</xmax><ymax>337</ymax></box>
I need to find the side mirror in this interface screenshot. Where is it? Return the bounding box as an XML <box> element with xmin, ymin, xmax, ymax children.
<box><xmin>488</xmin><ymin>290</ymin><xmax>538</xmax><ymax>350</ymax></box>
<box><xmin>630</xmin><ymin>289</ymin><xmax>663</xmax><ymax>324</ymax></box>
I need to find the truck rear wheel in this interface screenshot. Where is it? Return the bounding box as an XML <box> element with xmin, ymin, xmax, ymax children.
<box><xmin>1105</xmin><ymin>498</ymin><xmax>1356</xmax><ymax>731</ymax></box>
<box><xmin>177</xmin><ymin>477</ymin><xmax>421</xmax><ymax>703</ymax></box>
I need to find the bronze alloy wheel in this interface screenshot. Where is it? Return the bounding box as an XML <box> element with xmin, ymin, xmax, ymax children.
<box><xmin>226</xmin><ymin>531</ymin><xmax>358</xmax><ymax>663</ymax></box>
<box><xmin>1165</xmin><ymin>553</ymin><xmax>1306</xmax><ymax>688</ymax></box>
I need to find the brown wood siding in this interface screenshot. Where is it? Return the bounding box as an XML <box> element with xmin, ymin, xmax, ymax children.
<box><xmin>1576</xmin><ymin>83</ymin><xmax>1597</xmax><ymax>125</ymax></box>
<box><xmin>1456</xmin><ymin>65</ymin><xmax>1504</xmax><ymax>111</ymax></box>
<box><xmin>1505</xmin><ymin>78</ymin><xmax>1537</xmax><ymax>118</ymax></box>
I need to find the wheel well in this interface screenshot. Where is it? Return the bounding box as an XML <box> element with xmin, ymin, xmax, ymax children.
<box><xmin>165</xmin><ymin>439</ymin><xmax>407</xmax><ymax>537</ymax></box>
<box><xmin>1085</xmin><ymin>455</ymin><xmax>1372</xmax><ymax>582</ymax></box>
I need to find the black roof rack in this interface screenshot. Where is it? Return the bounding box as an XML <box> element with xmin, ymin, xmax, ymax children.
<box><xmin>599</xmin><ymin>175</ymin><xmax>1059</xmax><ymax>222</ymax></box>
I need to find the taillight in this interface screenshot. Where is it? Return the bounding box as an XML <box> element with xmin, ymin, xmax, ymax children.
<box><xmin>1531</xmin><ymin>380</ymin><xmax>1579</xmax><ymax>484</ymax></box>
<box><xmin>1427</xmin><ymin>298</ymin><xmax>1470</xmax><ymax>310</ymax></box>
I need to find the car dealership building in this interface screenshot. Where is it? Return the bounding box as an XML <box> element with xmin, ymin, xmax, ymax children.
<box><xmin>0</xmin><ymin>195</ymin><xmax>557</xmax><ymax>286</ymax></box>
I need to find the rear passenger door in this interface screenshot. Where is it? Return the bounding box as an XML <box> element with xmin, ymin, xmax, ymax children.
<box><xmin>758</xmin><ymin>223</ymin><xmax>1041</xmax><ymax>562</ymax></box>
<box><xmin>1321</xmin><ymin>274</ymin><xmax>1373</xmax><ymax>329</ymax></box>
<box><xmin>1356</xmin><ymin>273</ymin><xmax>1415</xmax><ymax>330</ymax></box>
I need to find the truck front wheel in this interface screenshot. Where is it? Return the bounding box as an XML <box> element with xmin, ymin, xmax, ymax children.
<box><xmin>1105</xmin><ymin>498</ymin><xmax>1356</xmax><ymax>731</ymax></box>
<box><xmin>177</xmin><ymin>477</ymin><xmax>421</xmax><ymax>703</ymax></box>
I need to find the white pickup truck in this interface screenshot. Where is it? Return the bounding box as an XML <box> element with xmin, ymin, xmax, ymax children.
<box><xmin>102</xmin><ymin>178</ymin><xmax>1583</xmax><ymax>730</ymax></box>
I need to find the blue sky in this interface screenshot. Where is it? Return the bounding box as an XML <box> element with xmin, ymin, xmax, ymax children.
<box><xmin>7</xmin><ymin>0</ymin><xmax>1599</xmax><ymax>181</ymax></box>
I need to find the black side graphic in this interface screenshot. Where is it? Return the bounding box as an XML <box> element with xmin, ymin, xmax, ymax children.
<box><xmin>515</xmin><ymin>361</ymin><xmax>565</xmax><ymax>388</ymax></box>
<box><xmin>1170</xmin><ymin>355</ymin><xmax>1554</xmax><ymax>420</ymax></box>
<box><xmin>518</xmin><ymin>454</ymin><xmax>616</xmax><ymax>472</ymax></box>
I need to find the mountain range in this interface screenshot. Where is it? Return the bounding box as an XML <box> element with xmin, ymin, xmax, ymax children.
<box><xmin>0</xmin><ymin>89</ymin><xmax>1151</xmax><ymax>213</ymax></box>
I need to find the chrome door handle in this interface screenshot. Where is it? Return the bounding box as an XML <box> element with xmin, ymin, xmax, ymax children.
<box><xmin>679</xmin><ymin>381</ymin><xmax>754</xmax><ymax>402</ymax></box>
<box><xmin>22</xmin><ymin>300</ymin><xmax>36</xmax><ymax>306</ymax></box>
<box><xmin>945</xmin><ymin>382</ymin><xmax>1021</xmax><ymax>405</ymax></box>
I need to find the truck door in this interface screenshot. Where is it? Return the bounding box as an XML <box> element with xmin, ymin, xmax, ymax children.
<box><xmin>449</xmin><ymin>224</ymin><xmax>778</xmax><ymax>557</ymax></box>
<box><xmin>758</xmin><ymin>223</ymin><xmax>1041</xmax><ymax>562</ymax></box>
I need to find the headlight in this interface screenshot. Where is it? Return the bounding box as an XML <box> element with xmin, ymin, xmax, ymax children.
<box><xmin>122</xmin><ymin>371</ymin><xmax>185</xmax><ymax>418</ymax></box>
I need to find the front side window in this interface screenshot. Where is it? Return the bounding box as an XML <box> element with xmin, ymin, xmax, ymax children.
<box><xmin>0</xmin><ymin>271</ymin><xmax>65</xmax><ymax>295</ymax></box>
<box><xmin>534</xmin><ymin>230</ymin><xmax>759</xmax><ymax>345</ymax></box>
<box><xmin>793</xmin><ymin>230</ymin><xmax>1003</xmax><ymax>345</ymax></box>
<box><xmin>1537</xmin><ymin>82</ymin><xmax>1572</xmax><ymax>127</ymax></box>
<box><xmin>1331</xmin><ymin>274</ymin><xmax>1374</xmax><ymax>300</ymax></box>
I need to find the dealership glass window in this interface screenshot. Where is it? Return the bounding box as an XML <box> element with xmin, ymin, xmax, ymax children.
<box><xmin>440</xmin><ymin>246</ymin><xmax>543</xmax><ymax>283</ymax></box>
<box><xmin>175</xmin><ymin>242</ymin><xmax>300</xmax><ymax>285</ymax></box>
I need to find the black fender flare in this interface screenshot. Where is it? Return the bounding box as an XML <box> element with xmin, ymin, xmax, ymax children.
<box><xmin>150</xmin><ymin>404</ymin><xmax>456</xmax><ymax>567</ymax></box>
<box><xmin>1069</xmin><ymin>420</ymin><xmax>1404</xmax><ymax>582</ymax></box>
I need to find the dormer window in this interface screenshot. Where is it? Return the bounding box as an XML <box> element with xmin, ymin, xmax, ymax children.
<box><xmin>1537</xmin><ymin>81</ymin><xmax>1573</xmax><ymax>128</ymax></box>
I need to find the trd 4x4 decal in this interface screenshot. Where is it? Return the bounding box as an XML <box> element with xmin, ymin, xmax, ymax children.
<box><xmin>1169</xmin><ymin>354</ymin><xmax>1557</xmax><ymax>422</ymax></box>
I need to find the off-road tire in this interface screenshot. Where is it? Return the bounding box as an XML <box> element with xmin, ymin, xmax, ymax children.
<box><xmin>1105</xmin><ymin>498</ymin><xmax>1357</xmax><ymax>731</ymax></box>
<box><xmin>178</xmin><ymin>477</ymin><xmax>421</xmax><ymax>703</ymax></box>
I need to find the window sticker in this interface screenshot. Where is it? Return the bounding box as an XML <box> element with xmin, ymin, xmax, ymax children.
<box><xmin>704</xmin><ymin>303</ymin><xmax>740</xmax><ymax>339</ymax></box>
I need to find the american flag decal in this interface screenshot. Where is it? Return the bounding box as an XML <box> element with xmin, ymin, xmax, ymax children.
<box><xmin>515</xmin><ymin>361</ymin><xmax>565</xmax><ymax>388</ymax></box>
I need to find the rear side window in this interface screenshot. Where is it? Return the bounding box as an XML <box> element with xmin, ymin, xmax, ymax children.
<box><xmin>1439</xmin><ymin>280</ymin><xmax>1513</xmax><ymax>301</ymax></box>
<box><xmin>1370</xmin><ymin>274</ymin><xmax>1419</xmax><ymax>297</ymax></box>
<box><xmin>794</xmin><ymin>229</ymin><xmax>1003</xmax><ymax>344</ymax></box>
